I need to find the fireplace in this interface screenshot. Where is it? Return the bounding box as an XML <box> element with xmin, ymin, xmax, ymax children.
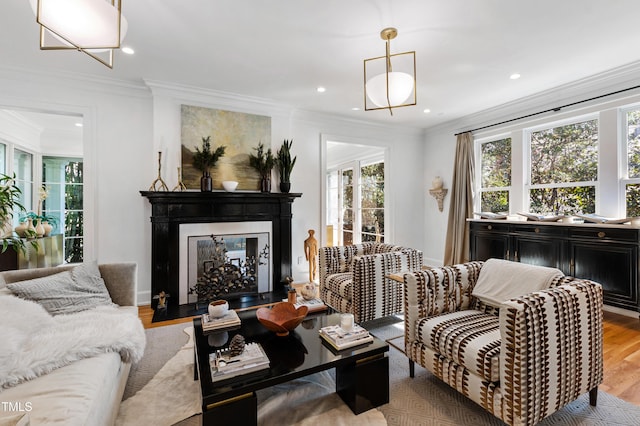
<box><xmin>179</xmin><ymin>221</ymin><xmax>272</xmax><ymax>304</ymax></box>
<box><xmin>141</xmin><ymin>191</ymin><xmax>301</xmax><ymax>308</ymax></box>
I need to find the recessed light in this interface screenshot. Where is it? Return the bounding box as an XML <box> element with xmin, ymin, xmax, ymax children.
<box><xmin>352</xmin><ymin>107</ymin><xmax>360</xmax><ymax>111</ymax></box>
<box><xmin>423</xmin><ymin>109</ymin><xmax>431</xmax><ymax>114</ymax></box>
<box><xmin>75</xmin><ymin>123</ymin><xmax>83</xmax><ymax>127</ymax></box>
<box><xmin>510</xmin><ymin>73</ymin><xmax>521</xmax><ymax>80</ymax></box>
<box><xmin>122</xmin><ymin>46</ymin><xmax>135</xmax><ymax>55</ymax></box>
<box><xmin>316</xmin><ymin>87</ymin><xmax>326</xmax><ymax>93</ymax></box>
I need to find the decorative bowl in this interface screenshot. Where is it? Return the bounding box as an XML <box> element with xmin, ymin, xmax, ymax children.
<box><xmin>256</xmin><ymin>302</ymin><xmax>308</xmax><ymax>336</ymax></box>
<box><xmin>208</xmin><ymin>300</ymin><xmax>229</xmax><ymax>318</ymax></box>
<box><xmin>222</xmin><ymin>180</ymin><xmax>239</xmax><ymax>192</ymax></box>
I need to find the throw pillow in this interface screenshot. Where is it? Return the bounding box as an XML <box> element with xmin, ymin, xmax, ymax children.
<box><xmin>471</xmin><ymin>258</ymin><xmax>564</xmax><ymax>307</ymax></box>
<box><xmin>6</xmin><ymin>262</ymin><xmax>115</xmax><ymax>315</ymax></box>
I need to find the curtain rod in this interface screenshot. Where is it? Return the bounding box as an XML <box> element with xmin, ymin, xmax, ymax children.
<box><xmin>454</xmin><ymin>84</ymin><xmax>640</xmax><ymax>136</ymax></box>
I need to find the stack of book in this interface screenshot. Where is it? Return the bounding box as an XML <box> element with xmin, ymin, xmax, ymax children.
<box><xmin>282</xmin><ymin>295</ymin><xmax>328</xmax><ymax>313</ymax></box>
<box><xmin>209</xmin><ymin>342</ymin><xmax>270</xmax><ymax>382</ymax></box>
<box><xmin>319</xmin><ymin>324</ymin><xmax>373</xmax><ymax>350</ymax></box>
<box><xmin>201</xmin><ymin>310</ymin><xmax>241</xmax><ymax>333</ymax></box>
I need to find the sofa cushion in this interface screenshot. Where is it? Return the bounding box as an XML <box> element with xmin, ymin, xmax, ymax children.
<box><xmin>418</xmin><ymin>310</ymin><xmax>501</xmax><ymax>382</ymax></box>
<box><xmin>6</xmin><ymin>261</ymin><xmax>115</xmax><ymax>315</ymax></box>
<box><xmin>472</xmin><ymin>258</ymin><xmax>564</xmax><ymax>307</ymax></box>
<box><xmin>0</xmin><ymin>352</ymin><xmax>125</xmax><ymax>426</ymax></box>
<box><xmin>324</xmin><ymin>272</ymin><xmax>353</xmax><ymax>300</ymax></box>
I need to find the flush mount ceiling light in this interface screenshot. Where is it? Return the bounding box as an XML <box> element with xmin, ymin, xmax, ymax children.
<box><xmin>364</xmin><ymin>27</ymin><xmax>416</xmax><ymax>115</ymax></box>
<box><xmin>29</xmin><ymin>0</ymin><xmax>128</xmax><ymax>69</ymax></box>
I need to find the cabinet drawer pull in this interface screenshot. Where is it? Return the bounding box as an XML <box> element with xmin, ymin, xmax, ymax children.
<box><xmin>487</xmin><ymin>225</ymin><xmax>492</xmax><ymax>230</ymax></box>
<box><xmin>534</xmin><ymin>228</ymin><xmax>540</xmax><ymax>233</ymax></box>
<box><xmin>597</xmin><ymin>231</ymin><xmax>606</xmax><ymax>238</ymax></box>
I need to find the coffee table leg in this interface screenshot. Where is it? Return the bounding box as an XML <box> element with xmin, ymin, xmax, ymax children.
<box><xmin>336</xmin><ymin>353</ymin><xmax>389</xmax><ymax>414</ymax></box>
<box><xmin>202</xmin><ymin>392</ymin><xmax>257</xmax><ymax>426</ymax></box>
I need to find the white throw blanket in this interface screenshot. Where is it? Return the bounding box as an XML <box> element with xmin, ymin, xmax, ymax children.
<box><xmin>471</xmin><ymin>258</ymin><xmax>564</xmax><ymax>306</ymax></box>
<box><xmin>0</xmin><ymin>294</ymin><xmax>146</xmax><ymax>390</ymax></box>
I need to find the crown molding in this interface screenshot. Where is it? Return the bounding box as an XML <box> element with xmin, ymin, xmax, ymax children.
<box><xmin>0</xmin><ymin>65</ymin><xmax>150</xmax><ymax>99</ymax></box>
<box><xmin>143</xmin><ymin>79</ymin><xmax>293</xmax><ymax>118</ymax></box>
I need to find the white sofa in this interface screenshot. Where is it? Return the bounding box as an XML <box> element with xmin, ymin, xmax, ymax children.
<box><xmin>0</xmin><ymin>263</ymin><xmax>144</xmax><ymax>426</ymax></box>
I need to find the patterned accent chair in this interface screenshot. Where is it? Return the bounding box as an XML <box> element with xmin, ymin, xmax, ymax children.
<box><xmin>319</xmin><ymin>242</ymin><xmax>423</xmax><ymax>323</ymax></box>
<box><xmin>404</xmin><ymin>260</ymin><xmax>604</xmax><ymax>426</ymax></box>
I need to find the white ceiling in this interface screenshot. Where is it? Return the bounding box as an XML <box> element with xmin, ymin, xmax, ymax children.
<box><xmin>4</xmin><ymin>0</ymin><xmax>640</xmax><ymax>130</ymax></box>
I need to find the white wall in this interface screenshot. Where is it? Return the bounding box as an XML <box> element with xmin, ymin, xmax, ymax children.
<box><xmin>0</xmin><ymin>67</ymin><xmax>425</xmax><ymax>304</ymax></box>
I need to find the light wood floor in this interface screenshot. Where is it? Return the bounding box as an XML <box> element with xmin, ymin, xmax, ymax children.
<box><xmin>137</xmin><ymin>306</ymin><xmax>640</xmax><ymax>406</ymax></box>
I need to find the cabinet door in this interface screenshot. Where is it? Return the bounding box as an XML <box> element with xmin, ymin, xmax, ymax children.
<box><xmin>470</xmin><ymin>232</ymin><xmax>509</xmax><ymax>261</ymax></box>
<box><xmin>569</xmin><ymin>241</ymin><xmax>638</xmax><ymax>311</ymax></box>
<box><xmin>513</xmin><ymin>236</ymin><xmax>564</xmax><ymax>269</ymax></box>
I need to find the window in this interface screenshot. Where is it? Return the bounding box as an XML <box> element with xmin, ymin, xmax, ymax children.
<box><xmin>326</xmin><ymin>158</ymin><xmax>385</xmax><ymax>245</ymax></box>
<box><xmin>360</xmin><ymin>161</ymin><xmax>384</xmax><ymax>242</ymax></box>
<box><xmin>624</xmin><ymin>109</ymin><xmax>640</xmax><ymax>216</ymax></box>
<box><xmin>527</xmin><ymin>119</ymin><xmax>598</xmax><ymax>214</ymax></box>
<box><xmin>13</xmin><ymin>148</ymin><xmax>33</xmax><ymax>213</ymax></box>
<box><xmin>42</xmin><ymin>157</ymin><xmax>83</xmax><ymax>263</ymax></box>
<box><xmin>478</xmin><ymin>138</ymin><xmax>511</xmax><ymax>213</ymax></box>
<box><xmin>0</xmin><ymin>141</ymin><xmax>6</xmax><ymax>175</ymax></box>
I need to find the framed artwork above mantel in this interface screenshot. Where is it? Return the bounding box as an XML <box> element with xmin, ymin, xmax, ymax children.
<box><xmin>180</xmin><ymin>105</ymin><xmax>271</xmax><ymax>190</ymax></box>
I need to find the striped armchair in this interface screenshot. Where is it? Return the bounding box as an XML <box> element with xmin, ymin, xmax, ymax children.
<box><xmin>404</xmin><ymin>261</ymin><xmax>604</xmax><ymax>426</ymax></box>
<box><xmin>319</xmin><ymin>242</ymin><xmax>423</xmax><ymax>323</ymax></box>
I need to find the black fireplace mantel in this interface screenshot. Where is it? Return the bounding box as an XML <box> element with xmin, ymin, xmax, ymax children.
<box><xmin>140</xmin><ymin>191</ymin><xmax>302</xmax><ymax>303</ymax></box>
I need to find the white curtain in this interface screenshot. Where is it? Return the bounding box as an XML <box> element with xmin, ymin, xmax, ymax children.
<box><xmin>444</xmin><ymin>132</ymin><xmax>475</xmax><ymax>265</ymax></box>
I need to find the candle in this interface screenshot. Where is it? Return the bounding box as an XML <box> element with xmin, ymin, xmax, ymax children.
<box><xmin>340</xmin><ymin>313</ymin><xmax>354</xmax><ymax>332</ymax></box>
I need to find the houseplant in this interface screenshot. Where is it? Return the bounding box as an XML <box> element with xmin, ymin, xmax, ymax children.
<box><xmin>276</xmin><ymin>139</ymin><xmax>297</xmax><ymax>193</ymax></box>
<box><xmin>192</xmin><ymin>136</ymin><xmax>226</xmax><ymax>192</ymax></box>
<box><xmin>0</xmin><ymin>173</ymin><xmax>34</xmax><ymax>253</ymax></box>
<box><xmin>249</xmin><ymin>142</ymin><xmax>275</xmax><ymax>192</ymax></box>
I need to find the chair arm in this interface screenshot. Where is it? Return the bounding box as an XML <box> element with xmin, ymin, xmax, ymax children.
<box><xmin>404</xmin><ymin>262</ymin><xmax>482</xmax><ymax>343</ymax></box>
<box><xmin>351</xmin><ymin>249</ymin><xmax>423</xmax><ymax>293</ymax></box>
<box><xmin>499</xmin><ymin>280</ymin><xmax>604</xmax><ymax>426</ymax></box>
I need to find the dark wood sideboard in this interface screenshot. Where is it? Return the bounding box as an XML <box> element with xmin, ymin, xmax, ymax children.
<box><xmin>469</xmin><ymin>219</ymin><xmax>640</xmax><ymax>312</ymax></box>
<box><xmin>140</xmin><ymin>191</ymin><xmax>302</xmax><ymax>303</ymax></box>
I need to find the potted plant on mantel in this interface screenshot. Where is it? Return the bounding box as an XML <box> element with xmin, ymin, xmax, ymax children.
<box><xmin>249</xmin><ymin>141</ymin><xmax>276</xmax><ymax>192</ymax></box>
<box><xmin>276</xmin><ymin>139</ymin><xmax>297</xmax><ymax>193</ymax></box>
<box><xmin>192</xmin><ymin>136</ymin><xmax>226</xmax><ymax>192</ymax></box>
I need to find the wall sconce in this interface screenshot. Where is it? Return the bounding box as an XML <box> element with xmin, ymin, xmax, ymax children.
<box><xmin>364</xmin><ymin>27</ymin><xmax>417</xmax><ymax>115</ymax></box>
<box><xmin>429</xmin><ymin>176</ymin><xmax>447</xmax><ymax>212</ymax></box>
<box><xmin>29</xmin><ymin>0</ymin><xmax>128</xmax><ymax>68</ymax></box>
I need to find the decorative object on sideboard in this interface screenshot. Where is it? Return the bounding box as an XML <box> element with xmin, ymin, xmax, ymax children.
<box><xmin>364</xmin><ymin>27</ymin><xmax>417</xmax><ymax>115</ymax></box>
<box><xmin>256</xmin><ymin>302</ymin><xmax>308</xmax><ymax>336</ymax></box>
<box><xmin>222</xmin><ymin>180</ymin><xmax>238</xmax><ymax>192</ymax></box>
<box><xmin>192</xmin><ymin>136</ymin><xmax>226</xmax><ymax>192</ymax></box>
<box><xmin>276</xmin><ymin>139</ymin><xmax>297</xmax><ymax>193</ymax></box>
<box><xmin>148</xmin><ymin>151</ymin><xmax>169</xmax><ymax>191</ymax></box>
<box><xmin>429</xmin><ymin>176</ymin><xmax>448</xmax><ymax>212</ymax></box>
<box><xmin>172</xmin><ymin>167</ymin><xmax>187</xmax><ymax>191</ymax></box>
<box><xmin>249</xmin><ymin>142</ymin><xmax>275</xmax><ymax>193</ymax></box>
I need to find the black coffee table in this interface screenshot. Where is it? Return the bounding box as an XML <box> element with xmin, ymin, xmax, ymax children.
<box><xmin>193</xmin><ymin>309</ymin><xmax>389</xmax><ymax>425</ymax></box>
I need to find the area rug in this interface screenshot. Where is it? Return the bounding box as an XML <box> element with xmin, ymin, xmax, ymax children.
<box><xmin>119</xmin><ymin>320</ymin><xmax>640</xmax><ymax>426</ymax></box>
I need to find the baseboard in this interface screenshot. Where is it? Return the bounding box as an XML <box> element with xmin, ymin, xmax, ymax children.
<box><xmin>137</xmin><ymin>290</ymin><xmax>152</xmax><ymax>306</ymax></box>
<box><xmin>602</xmin><ymin>304</ymin><xmax>639</xmax><ymax>318</ymax></box>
